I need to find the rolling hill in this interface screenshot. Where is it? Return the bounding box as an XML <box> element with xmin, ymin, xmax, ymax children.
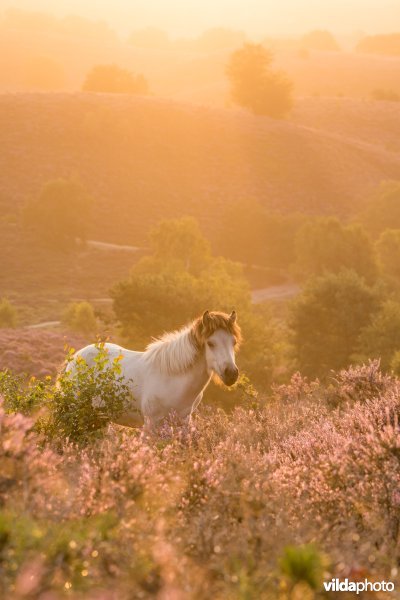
<box><xmin>1</xmin><ymin>92</ymin><xmax>400</xmax><ymax>319</ymax></box>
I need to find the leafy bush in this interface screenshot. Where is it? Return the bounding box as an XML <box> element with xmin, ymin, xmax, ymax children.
<box><xmin>290</xmin><ymin>270</ymin><xmax>380</xmax><ymax>377</ymax></box>
<box><xmin>63</xmin><ymin>301</ymin><xmax>98</xmax><ymax>335</ymax></box>
<box><xmin>294</xmin><ymin>217</ymin><xmax>377</xmax><ymax>281</ymax></box>
<box><xmin>301</xmin><ymin>30</ymin><xmax>340</xmax><ymax>52</ymax></box>
<box><xmin>226</xmin><ymin>43</ymin><xmax>293</xmax><ymax>118</ymax></box>
<box><xmin>82</xmin><ymin>64</ymin><xmax>148</xmax><ymax>94</ymax></box>
<box><xmin>1</xmin><ymin>344</ymin><xmax>134</xmax><ymax>445</ymax></box>
<box><xmin>23</xmin><ymin>178</ymin><xmax>92</xmax><ymax>249</ymax></box>
<box><xmin>0</xmin><ymin>297</ymin><xmax>17</xmax><ymax>328</ymax></box>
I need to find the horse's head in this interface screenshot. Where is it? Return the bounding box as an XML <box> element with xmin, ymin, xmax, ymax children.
<box><xmin>194</xmin><ymin>310</ymin><xmax>242</xmax><ymax>386</ymax></box>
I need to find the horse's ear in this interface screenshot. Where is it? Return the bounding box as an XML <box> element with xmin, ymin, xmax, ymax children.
<box><xmin>229</xmin><ymin>310</ymin><xmax>237</xmax><ymax>324</ymax></box>
<box><xmin>202</xmin><ymin>310</ymin><xmax>210</xmax><ymax>326</ymax></box>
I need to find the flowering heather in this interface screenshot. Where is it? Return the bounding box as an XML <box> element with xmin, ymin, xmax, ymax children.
<box><xmin>0</xmin><ymin>360</ymin><xmax>399</xmax><ymax>598</ymax></box>
<box><xmin>0</xmin><ymin>328</ymin><xmax>87</xmax><ymax>377</ymax></box>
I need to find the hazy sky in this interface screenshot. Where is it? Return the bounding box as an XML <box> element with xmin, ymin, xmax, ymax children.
<box><xmin>4</xmin><ymin>0</ymin><xmax>400</xmax><ymax>36</ymax></box>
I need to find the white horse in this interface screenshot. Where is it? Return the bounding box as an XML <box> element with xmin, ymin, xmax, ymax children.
<box><xmin>65</xmin><ymin>310</ymin><xmax>242</xmax><ymax>429</ymax></box>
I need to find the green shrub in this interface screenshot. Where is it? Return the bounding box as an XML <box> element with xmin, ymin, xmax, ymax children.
<box><xmin>0</xmin><ymin>298</ymin><xmax>18</xmax><ymax>328</ymax></box>
<box><xmin>63</xmin><ymin>301</ymin><xmax>97</xmax><ymax>335</ymax></box>
<box><xmin>1</xmin><ymin>344</ymin><xmax>134</xmax><ymax>445</ymax></box>
<box><xmin>42</xmin><ymin>345</ymin><xmax>133</xmax><ymax>444</ymax></box>
<box><xmin>279</xmin><ymin>544</ymin><xmax>326</xmax><ymax>591</ymax></box>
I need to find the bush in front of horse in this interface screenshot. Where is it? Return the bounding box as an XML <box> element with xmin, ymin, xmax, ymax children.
<box><xmin>0</xmin><ymin>343</ymin><xmax>132</xmax><ymax>445</ymax></box>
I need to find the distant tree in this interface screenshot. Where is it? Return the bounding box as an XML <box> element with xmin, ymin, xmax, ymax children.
<box><xmin>63</xmin><ymin>301</ymin><xmax>97</xmax><ymax>335</ymax></box>
<box><xmin>356</xmin><ymin>33</ymin><xmax>400</xmax><ymax>56</ymax></box>
<box><xmin>301</xmin><ymin>30</ymin><xmax>340</xmax><ymax>52</ymax></box>
<box><xmin>376</xmin><ymin>229</ymin><xmax>400</xmax><ymax>281</ymax></box>
<box><xmin>219</xmin><ymin>199</ymin><xmax>303</xmax><ymax>270</ymax></box>
<box><xmin>290</xmin><ymin>270</ymin><xmax>380</xmax><ymax>376</ymax></box>
<box><xmin>226</xmin><ymin>43</ymin><xmax>293</xmax><ymax>118</ymax></box>
<box><xmin>147</xmin><ymin>217</ymin><xmax>211</xmax><ymax>275</ymax></box>
<box><xmin>23</xmin><ymin>178</ymin><xmax>92</xmax><ymax>250</ymax></box>
<box><xmin>357</xmin><ymin>300</ymin><xmax>400</xmax><ymax>371</ymax></box>
<box><xmin>360</xmin><ymin>182</ymin><xmax>400</xmax><ymax>237</ymax></box>
<box><xmin>294</xmin><ymin>217</ymin><xmax>377</xmax><ymax>281</ymax></box>
<box><xmin>371</xmin><ymin>89</ymin><xmax>400</xmax><ymax>102</ymax></box>
<box><xmin>82</xmin><ymin>64</ymin><xmax>148</xmax><ymax>94</ymax></box>
<box><xmin>0</xmin><ymin>298</ymin><xmax>18</xmax><ymax>328</ymax></box>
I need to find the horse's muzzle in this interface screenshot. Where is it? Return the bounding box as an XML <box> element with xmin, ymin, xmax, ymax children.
<box><xmin>223</xmin><ymin>365</ymin><xmax>239</xmax><ymax>386</ymax></box>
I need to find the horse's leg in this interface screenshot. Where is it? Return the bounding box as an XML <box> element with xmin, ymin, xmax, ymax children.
<box><xmin>190</xmin><ymin>393</ymin><xmax>203</xmax><ymax>416</ymax></box>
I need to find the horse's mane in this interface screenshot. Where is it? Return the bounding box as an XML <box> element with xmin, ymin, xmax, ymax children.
<box><xmin>143</xmin><ymin>311</ymin><xmax>241</xmax><ymax>375</ymax></box>
<box><xmin>144</xmin><ymin>325</ymin><xmax>199</xmax><ymax>375</ymax></box>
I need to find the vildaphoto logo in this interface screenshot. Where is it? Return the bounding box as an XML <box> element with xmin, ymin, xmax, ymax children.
<box><xmin>324</xmin><ymin>578</ymin><xmax>395</xmax><ymax>594</ymax></box>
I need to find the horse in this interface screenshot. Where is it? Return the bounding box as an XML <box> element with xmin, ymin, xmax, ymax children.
<box><xmin>64</xmin><ymin>310</ymin><xmax>242</xmax><ymax>429</ymax></box>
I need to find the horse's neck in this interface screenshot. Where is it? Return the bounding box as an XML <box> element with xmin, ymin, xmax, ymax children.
<box><xmin>187</xmin><ymin>350</ymin><xmax>211</xmax><ymax>391</ymax></box>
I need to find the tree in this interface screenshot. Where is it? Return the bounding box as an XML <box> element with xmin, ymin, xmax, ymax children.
<box><xmin>0</xmin><ymin>298</ymin><xmax>18</xmax><ymax>328</ymax></box>
<box><xmin>226</xmin><ymin>43</ymin><xmax>293</xmax><ymax>118</ymax></box>
<box><xmin>148</xmin><ymin>217</ymin><xmax>211</xmax><ymax>275</ymax></box>
<box><xmin>376</xmin><ymin>229</ymin><xmax>400</xmax><ymax>282</ymax></box>
<box><xmin>301</xmin><ymin>30</ymin><xmax>340</xmax><ymax>52</ymax></box>
<box><xmin>357</xmin><ymin>301</ymin><xmax>400</xmax><ymax>371</ymax></box>
<box><xmin>219</xmin><ymin>199</ymin><xmax>304</xmax><ymax>270</ymax></box>
<box><xmin>82</xmin><ymin>64</ymin><xmax>148</xmax><ymax>94</ymax></box>
<box><xmin>23</xmin><ymin>178</ymin><xmax>92</xmax><ymax>249</ymax></box>
<box><xmin>356</xmin><ymin>34</ymin><xmax>400</xmax><ymax>56</ymax></box>
<box><xmin>63</xmin><ymin>302</ymin><xmax>97</xmax><ymax>335</ymax></box>
<box><xmin>290</xmin><ymin>270</ymin><xmax>380</xmax><ymax>377</ymax></box>
<box><xmin>359</xmin><ymin>181</ymin><xmax>400</xmax><ymax>238</ymax></box>
<box><xmin>294</xmin><ymin>217</ymin><xmax>377</xmax><ymax>281</ymax></box>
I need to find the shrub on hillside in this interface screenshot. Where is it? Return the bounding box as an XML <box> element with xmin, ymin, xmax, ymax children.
<box><xmin>294</xmin><ymin>217</ymin><xmax>377</xmax><ymax>281</ymax></box>
<box><xmin>0</xmin><ymin>298</ymin><xmax>18</xmax><ymax>328</ymax></box>
<box><xmin>376</xmin><ymin>229</ymin><xmax>400</xmax><ymax>282</ymax></box>
<box><xmin>290</xmin><ymin>270</ymin><xmax>380</xmax><ymax>377</ymax></box>
<box><xmin>63</xmin><ymin>301</ymin><xmax>98</xmax><ymax>336</ymax></box>
<box><xmin>301</xmin><ymin>30</ymin><xmax>340</xmax><ymax>52</ymax></box>
<box><xmin>359</xmin><ymin>181</ymin><xmax>400</xmax><ymax>238</ymax></box>
<box><xmin>1</xmin><ymin>344</ymin><xmax>133</xmax><ymax>445</ymax></box>
<box><xmin>226</xmin><ymin>43</ymin><xmax>293</xmax><ymax>118</ymax></box>
<box><xmin>23</xmin><ymin>178</ymin><xmax>92</xmax><ymax>250</ymax></box>
<box><xmin>82</xmin><ymin>64</ymin><xmax>148</xmax><ymax>94</ymax></box>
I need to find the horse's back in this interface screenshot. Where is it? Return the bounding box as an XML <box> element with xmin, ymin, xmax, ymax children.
<box><xmin>66</xmin><ymin>342</ymin><xmax>137</xmax><ymax>372</ymax></box>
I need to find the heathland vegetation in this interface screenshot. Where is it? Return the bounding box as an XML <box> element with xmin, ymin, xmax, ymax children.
<box><xmin>1</xmin><ymin>11</ymin><xmax>400</xmax><ymax>596</ymax></box>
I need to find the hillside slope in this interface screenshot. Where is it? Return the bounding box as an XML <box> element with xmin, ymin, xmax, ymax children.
<box><xmin>1</xmin><ymin>93</ymin><xmax>400</xmax><ymax>247</ymax></box>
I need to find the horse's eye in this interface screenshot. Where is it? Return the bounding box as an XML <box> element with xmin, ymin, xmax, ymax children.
<box><xmin>207</xmin><ymin>341</ymin><xmax>215</xmax><ymax>348</ymax></box>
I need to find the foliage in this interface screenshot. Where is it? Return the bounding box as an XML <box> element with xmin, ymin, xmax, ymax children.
<box><xmin>23</xmin><ymin>178</ymin><xmax>92</xmax><ymax>249</ymax></box>
<box><xmin>0</xmin><ymin>297</ymin><xmax>18</xmax><ymax>328</ymax></box>
<box><xmin>290</xmin><ymin>270</ymin><xmax>380</xmax><ymax>377</ymax></box>
<box><xmin>376</xmin><ymin>229</ymin><xmax>400</xmax><ymax>281</ymax></box>
<box><xmin>372</xmin><ymin>88</ymin><xmax>400</xmax><ymax>102</ymax></box>
<box><xmin>226</xmin><ymin>43</ymin><xmax>293</xmax><ymax>118</ymax></box>
<box><xmin>63</xmin><ymin>301</ymin><xmax>98</xmax><ymax>336</ymax></box>
<box><xmin>218</xmin><ymin>199</ymin><xmax>304</xmax><ymax>270</ymax></box>
<box><xmin>82</xmin><ymin>64</ymin><xmax>148</xmax><ymax>94</ymax></box>
<box><xmin>1</xmin><ymin>344</ymin><xmax>133</xmax><ymax>445</ymax></box>
<box><xmin>148</xmin><ymin>216</ymin><xmax>211</xmax><ymax>275</ymax></box>
<box><xmin>301</xmin><ymin>30</ymin><xmax>340</xmax><ymax>52</ymax></box>
<box><xmin>294</xmin><ymin>217</ymin><xmax>377</xmax><ymax>281</ymax></box>
<box><xmin>0</xmin><ymin>363</ymin><xmax>400</xmax><ymax>597</ymax></box>
<box><xmin>44</xmin><ymin>345</ymin><xmax>132</xmax><ymax>444</ymax></box>
<box><xmin>359</xmin><ymin>181</ymin><xmax>400</xmax><ymax>238</ymax></box>
<box><xmin>279</xmin><ymin>544</ymin><xmax>326</xmax><ymax>590</ymax></box>
<box><xmin>356</xmin><ymin>300</ymin><xmax>400</xmax><ymax>371</ymax></box>
<box><xmin>357</xmin><ymin>33</ymin><xmax>400</xmax><ymax>56</ymax></box>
